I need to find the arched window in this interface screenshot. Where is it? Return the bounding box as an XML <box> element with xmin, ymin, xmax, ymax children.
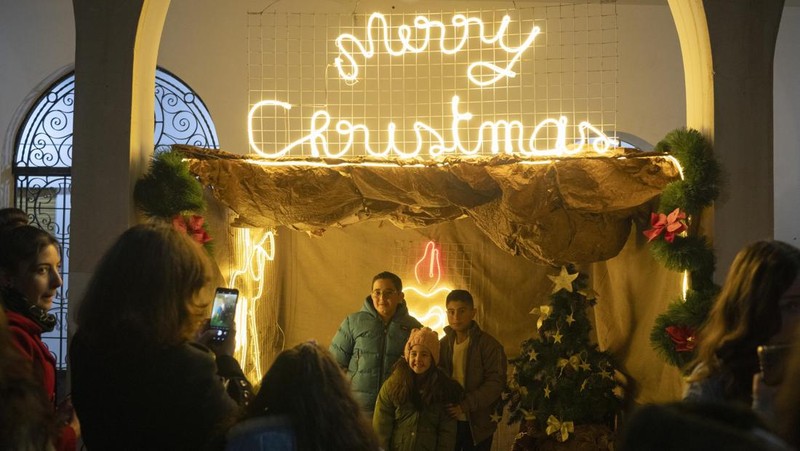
<box><xmin>13</xmin><ymin>68</ymin><xmax>219</xmax><ymax>368</ymax></box>
<box><xmin>154</xmin><ymin>68</ymin><xmax>219</xmax><ymax>149</ymax></box>
<box><xmin>580</xmin><ymin>132</ymin><xmax>653</xmax><ymax>152</ymax></box>
<box><xmin>612</xmin><ymin>132</ymin><xmax>654</xmax><ymax>151</ymax></box>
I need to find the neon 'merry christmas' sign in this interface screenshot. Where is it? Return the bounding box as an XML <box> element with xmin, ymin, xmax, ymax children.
<box><xmin>247</xmin><ymin>12</ymin><xmax>615</xmax><ymax>160</ymax></box>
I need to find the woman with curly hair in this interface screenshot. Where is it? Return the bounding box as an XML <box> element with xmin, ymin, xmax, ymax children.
<box><xmin>373</xmin><ymin>327</ymin><xmax>463</xmax><ymax>451</ymax></box>
<box><xmin>684</xmin><ymin>240</ymin><xmax>800</xmax><ymax>405</ymax></box>
<box><xmin>227</xmin><ymin>341</ymin><xmax>380</xmax><ymax>451</ymax></box>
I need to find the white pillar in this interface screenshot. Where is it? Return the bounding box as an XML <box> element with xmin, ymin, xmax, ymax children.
<box><xmin>668</xmin><ymin>0</ymin><xmax>784</xmax><ymax>281</ymax></box>
<box><xmin>70</xmin><ymin>0</ymin><xmax>171</xmax><ymax>324</ymax></box>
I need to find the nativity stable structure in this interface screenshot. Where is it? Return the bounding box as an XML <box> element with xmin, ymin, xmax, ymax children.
<box><xmin>159</xmin><ymin>132</ymin><xmax>684</xmax><ymax>448</ymax></box>
<box><xmin>152</xmin><ymin>6</ymin><xmax>694</xmax><ymax>417</ymax></box>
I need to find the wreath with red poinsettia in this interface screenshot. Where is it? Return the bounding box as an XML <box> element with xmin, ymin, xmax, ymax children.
<box><xmin>133</xmin><ymin>149</ymin><xmax>214</xmax><ymax>253</ymax></box>
<box><xmin>645</xmin><ymin>128</ymin><xmax>720</xmax><ymax>371</ymax></box>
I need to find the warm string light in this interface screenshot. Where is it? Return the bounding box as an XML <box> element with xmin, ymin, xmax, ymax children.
<box><xmin>231</xmin><ymin>228</ymin><xmax>276</xmax><ymax>382</ymax></box>
<box><xmin>334</xmin><ymin>13</ymin><xmax>540</xmax><ymax>87</ymax></box>
<box><xmin>682</xmin><ymin>271</ymin><xmax>689</xmax><ymax>301</ymax></box>
<box><xmin>248</xmin><ymin>96</ymin><xmax>614</xmax><ymax>159</ymax></box>
<box><xmin>660</xmin><ymin>155</ymin><xmax>689</xmax><ymax>301</ymax></box>
<box><xmin>404</xmin><ymin>286</ymin><xmax>452</xmax><ymax>298</ymax></box>
<box><xmin>411</xmin><ymin>305</ymin><xmax>448</xmax><ymax>335</ymax></box>
<box><xmin>234</xmin><ymin>296</ymin><xmax>250</xmax><ymax>364</ymax></box>
<box><xmin>230</xmin><ymin>229</ymin><xmax>276</xmax><ymax>300</ymax></box>
<box><xmin>239</xmin><ymin>155</ymin><xmax>662</xmax><ymax>168</ymax></box>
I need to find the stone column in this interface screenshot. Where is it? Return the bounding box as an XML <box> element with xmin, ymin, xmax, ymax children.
<box><xmin>70</xmin><ymin>0</ymin><xmax>170</xmax><ymax>323</ymax></box>
<box><xmin>669</xmin><ymin>0</ymin><xmax>784</xmax><ymax>281</ymax></box>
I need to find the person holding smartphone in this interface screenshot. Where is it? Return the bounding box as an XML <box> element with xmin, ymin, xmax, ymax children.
<box><xmin>618</xmin><ymin>241</ymin><xmax>800</xmax><ymax>451</ymax></box>
<box><xmin>684</xmin><ymin>240</ymin><xmax>800</xmax><ymax>405</ymax></box>
<box><xmin>70</xmin><ymin>223</ymin><xmax>251</xmax><ymax>451</ymax></box>
<box><xmin>209</xmin><ymin>287</ymin><xmax>239</xmax><ymax>344</ymax></box>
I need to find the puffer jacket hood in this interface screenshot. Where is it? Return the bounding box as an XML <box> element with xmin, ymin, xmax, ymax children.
<box><xmin>329</xmin><ymin>295</ymin><xmax>422</xmax><ymax>413</ymax></box>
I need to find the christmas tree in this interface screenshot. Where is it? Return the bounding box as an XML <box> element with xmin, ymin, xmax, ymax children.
<box><xmin>498</xmin><ymin>266</ymin><xmax>623</xmax><ymax>447</ymax></box>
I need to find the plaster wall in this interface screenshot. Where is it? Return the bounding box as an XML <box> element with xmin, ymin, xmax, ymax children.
<box><xmin>775</xmin><ymin>5</ymin><xmax>800</xmax><ymax>245</ymax></box>
<box><xmin>0</xmin><ymin>0</ymin><xmax>75</xmax><ymax>201</ymax></box>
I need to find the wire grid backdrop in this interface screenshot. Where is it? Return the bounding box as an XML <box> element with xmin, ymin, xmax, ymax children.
<box><xmin>247</xmin><ymin>2</ymin><xmax>617</xmax><ymax>158</ymax></box>
<box><xmin>390</xmin><ymin>239</ymin><xmax>473</xmax><ymax>335</ymax></box>
<box><xmin>392</xmin><ymin>239</ymin><xmax>473</xmax><ymax>290</ymax></box>
<box><xmin>390</xmin><ymin>237</ymin><xmax>525</xmax><ymax>451</ymax></box>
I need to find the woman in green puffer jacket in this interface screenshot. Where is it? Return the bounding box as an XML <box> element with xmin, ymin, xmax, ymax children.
<box><xmin>374</xmin><ymin>327</ymin><xmax>463</xmax><ymax>451</ymax></box>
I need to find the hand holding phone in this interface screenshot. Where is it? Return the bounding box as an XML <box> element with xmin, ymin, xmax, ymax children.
<box><xmin>210</xmin><ymin>287</ymin><xmax>239</xmax><ymax>343</ymax></box>
<box><xmin>757</xmin><ymin>344</ymin><xmax>794</xmax><ymax>386</ymax></box>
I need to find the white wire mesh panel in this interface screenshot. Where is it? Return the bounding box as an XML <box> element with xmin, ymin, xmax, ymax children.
<box><xmin>392</xmin><ymin>239</ymin><xmax>474</xmax><ymax>292</ymax></box>
<box><xmin>247</xmin><ymin>3</ymin><xmax>617</xmax><ymax>159</ymax></box>
<box><xmin>390</xmin><ymin>239</ymin><xmax>473</xmax><ymax>335</ymax></box>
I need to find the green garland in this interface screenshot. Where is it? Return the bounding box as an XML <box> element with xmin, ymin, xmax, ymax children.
<box><xmin>134</xmin><ymin>149</ymin><xmax>205</xmax><ymax>217</ymax></box>
<box><xmin>654</xmin><ymin>128</ymin><xmax>720</xmax><ymax>215</ymax></box>
<box><xmin>650</xmin><ymin>289</ymin><xmax>716</xmax><ymax>369</ymax></box>
<box><xmin>133</xmin><ymin>148</ymin><xmax>214</xmax><ymax>253</ymax></box>
<box><xmin>647</xmin><ymin>128</ymin><xmax>721</xmax><ymax>371</ymax></box>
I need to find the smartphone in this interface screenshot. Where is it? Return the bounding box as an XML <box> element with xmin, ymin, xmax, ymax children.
<box><xmin>757</xmin><ymin>344</ymin><xmax>795</xmax><ymax>386</ymax></box>
<box><xmin>209</xmin><ymin>287</ymin><xmax>239</xmax><ymax>342</ymax></box>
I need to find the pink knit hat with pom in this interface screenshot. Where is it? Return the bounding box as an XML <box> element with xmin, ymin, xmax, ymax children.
<box><xmin>404</xmin><ymin>327</ymin><xmax>440</xmax><ymax>364</ymax></box>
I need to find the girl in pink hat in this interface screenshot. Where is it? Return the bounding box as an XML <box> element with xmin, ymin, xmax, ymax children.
<box><xmin>373</xmin><ymin>327</ymin><xmax>463</xmax><ymax>451</ymax></box>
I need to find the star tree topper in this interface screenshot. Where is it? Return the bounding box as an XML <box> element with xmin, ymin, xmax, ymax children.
<box><xmin>548</xmin><ymin>266</ymin><xmax>578</xmax><ymax>293</ymax></box>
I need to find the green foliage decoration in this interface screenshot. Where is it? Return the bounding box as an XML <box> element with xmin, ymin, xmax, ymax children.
<box><xmin>655</xmin><ymin>128</ymin><xmax>720</xmax><ymax>215</ymax></box>
<box><xmin>134</xmin><ymin>150</ymin><xmax>205</xmax><ymax>218</ymax></box>
<box><xmin>647</xmin><ymin>128</ymin><xmax>721</xmax><ymax>371</ymax></box>
<box><xmin>650</xmin><ymin>236</ymin><xmax>715</xmax><ymax>285</ymax></box>
<box><xmin>133</xmin><ymin>149</ymin><xmax>213</xmax><ymax>253</ymax></box>
<box><xmin>650</xmin><ymin>288</ymin><xmax>717</xmax><ymax>369</ymax></box>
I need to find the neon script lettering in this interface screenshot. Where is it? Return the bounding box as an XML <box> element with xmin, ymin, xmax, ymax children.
<box><xmin>248</xmin><ymin>96</ymin><xmax>614</xmax><ymax>159</ymax></box>
<box><xmin>334</xmin><ymin>12</ymin><xmax>540</xmax><ymax>87</ymax></box>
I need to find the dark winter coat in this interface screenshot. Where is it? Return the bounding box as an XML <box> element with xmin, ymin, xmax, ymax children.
<box><xmin>373</xmin><ymin>367</ymin><xmax>461</xmax><ymax>451</ymax></box>
<box><xmin>329</xmin><ymin>296</ymin><xmax>422</xmax><ymax>413</ymax></box>
<box><xmin>70</xmin><ymin>331</ymin><xmax>245</xmax><ymax>451</ymax></box>
<box><xmin>439</xmin><ymin>321</ymin><xmax>507</xmax><ymax>445</ymax></box>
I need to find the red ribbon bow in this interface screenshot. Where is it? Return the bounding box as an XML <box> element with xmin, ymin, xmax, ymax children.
<box><xmin>172</xmin><ymin>214</ymin><xmax>212</xmax><ymax>245</ymax></box>
<box><xmin>665</xmin><ymin>325</ymin><xmax>696</xmax><ymax>352</ymax></box>
<box><xmin>643</xmin><ymin>208</ymin><xmax>687</xmax><ymax>243</ymax></box>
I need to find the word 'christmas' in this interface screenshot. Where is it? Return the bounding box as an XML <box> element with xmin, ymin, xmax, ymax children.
<box><xmin>247</xmin><ymin>96</ymin><xmax>614</xmax><ymax>159</ymax></box>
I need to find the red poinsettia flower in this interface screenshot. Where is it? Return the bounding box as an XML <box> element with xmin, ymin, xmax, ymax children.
<box><xmin>643</xmin><ymin>208</ymin><xmax>688</xmax><ymax>243</ymax></box>
<box><xmin>666</xmin><ymin>325</ymin><xmax>696</xmax><ymax>352</ymax></box>
<box><xmin>172</xmin><ymin>214</ymin><xmax>188</xmax><ymax>233</ymax></box>
<box><xmin>172</xmin><ymin>214</ymin><xmax>212</xmax><ymax>246</ymax></box>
